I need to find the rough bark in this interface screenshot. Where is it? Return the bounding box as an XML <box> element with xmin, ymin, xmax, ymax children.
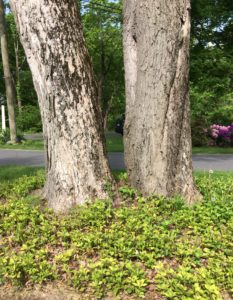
<box><xmin>123</xmin><ymin>0</ymin><xmax>200</xmax><ymax>204</ymax></box>
<box><xmin>0</xmin><ymin>0</ymin><xmax>17</xmax><ymax>143</ymax></box>
<box><xmin>9</xmin><ymin>0</ymin><xmax>118</xmax><ymax>212</ymax></box>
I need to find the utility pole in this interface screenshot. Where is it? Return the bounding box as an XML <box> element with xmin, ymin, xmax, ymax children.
<box><xmin>0</xmin><ymin>97</ymin><xmax>6</xmax><ymax>131</ymax></box>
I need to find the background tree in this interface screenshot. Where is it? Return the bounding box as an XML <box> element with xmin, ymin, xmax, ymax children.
<box><xmin>7</xmin><ymin>12</ymin><xmax>24</xmax><ymax>113</ymax></box>
<box><xmin>0</xmin><ymin>0</ymin><xmax>17</xmax><ymax>142</ymax></box>
<box><xmin>190</xmin><ymin>0</ymin><xmax>233</xmax><ymax>145</ymax></box>
<box><xmin>81</xmin><ymin>0</ymin><xmax>124</xmax><ymax>130</ymax></box>
<box><xmin>1</xmin><ymin>0</ymin><xmax>232</xmax><ymax>147</ymax></box>
<box><xmin>1</xmin><ymin>0</ymin><xmax>124</xmax><ymax>133</ymax></box>
<box><xmin>123</xmin><ymin>0</ymin><xmax>199</xmax><ymax>203</ymax></box>
<box><xmin>6</xmin><ymin>13</ymin><xmax>41</xmax><ymax>132</ymax></box>
<box><xmin>9</xmin><ymin>0</ymin><xmax>117</xmax><ymax>212</ymax></box>
<box><xmin>0</xmin><ymin>10</ymin><xmax>40</xmax><ymax>133</ymax></box>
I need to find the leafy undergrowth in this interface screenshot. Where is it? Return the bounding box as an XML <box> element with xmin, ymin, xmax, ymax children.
<box><xmin>0</xmin><ymin>170</ymin><xmax>232</xmax><ymax>299</ymax></box>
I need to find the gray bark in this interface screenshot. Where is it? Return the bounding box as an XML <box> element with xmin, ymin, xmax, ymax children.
<box><xmin>123</xmin><ymin>0</ymin><xmax>200</xmax><ymax>204</ymax></box>
<box><xmin>9</xmin><ymin>0</ymin><xmax>118</xmax><ymax>212</ymax></box>
<box><xmin>0</xmin><ymin>0</ymin><xmax>17</xmax><ymax>143</ymax></box>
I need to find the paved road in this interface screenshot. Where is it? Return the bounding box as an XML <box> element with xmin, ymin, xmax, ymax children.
<box><xmin>1</xmin><ymin>149</ymin><xmax>233</xmax><ymax>171</ymax></box>
<box><xmin>0</xmin><ymin>150</ymin><xmax>126</xmax><ymax>169</ymax></box>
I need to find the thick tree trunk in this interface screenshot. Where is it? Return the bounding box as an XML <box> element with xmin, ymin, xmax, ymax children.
<box><xmin>123</xmin><ymin>0</ymin><xmax>200</xmax><ymax>204</ymax></box>
<box><xmin>10</xmin><ymin>0</ymin><xmax>118</xmax><ymax>212</ymax></box>
<box><xmin>0</xmin><ymin>0</ymin><xmax>17</xmax><ymax>143</ymax></box>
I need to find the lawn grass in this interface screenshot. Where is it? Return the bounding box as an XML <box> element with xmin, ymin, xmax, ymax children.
<box><xmin>1</xmin><ymin>134</ymin><xmax>233</xmax><ymax>154</ymax></box>
<box><xmin>193</xmin><ymin>146</ymin><xmax>233</xmax><ymax>154</ymax></box>
<box><xmin>0</xmin><ymin>135</ymin><xmax>124</xmax><ymax>152</ymax></box>
<box><xmin>0</xmin><ymin>140</ymin><xmax>44</xmax><ymax>150</ymax></box>
<box><xmin>106</xmin><ymin>135</ymin><xmax>124</xmax><ymax>152</ymax></box>
<box><xmin>0</xmin><ymin>166</ymin><xmax>122</xmax><ymax>183</ymax></box>
<box><xmin>195</xmin><ymin>170</ymin><xmax>233</xmax><ymax>177</ymax></box>
<box><xmin>0</xmin><ymin>165</ymin><xmax>44</xmax><ymax>182</ymax></box>
<box><xmin>1</xmin><ymin>166</ymin><xmax>232</xmax><ymax>184</ymax></box>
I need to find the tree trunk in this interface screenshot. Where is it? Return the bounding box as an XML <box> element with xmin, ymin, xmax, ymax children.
<box><xmin>103</xmin><ymin>92</ymin><xmax>114</xmax><ymax>132</ymax></box>
<box><xmin>14</xmin><ymin>39</ymin><xmax>22</xmax><ymax>113</ymax></box>
<box><xmin>123</xmin><ymin>0</ymin><xmax>200</xmax><ymax>204</ymax></box>
<box><xmin>9</xmin><ymin>0</ymin><xmax>118</xmax><ymax>212</ymax></box>
<box><xmin>97</xmin><ymin>77</ymin><xmax>104</xmax><ymax>113</ymax></box>
<box><xmin>0</xmin><ymin>0</ymin><xmax>17</xmax><ymax>143</ymax></box>
<box><xmin>97</xmin><ymin>30</ymin><xmax>106</xmax><ymax>130</ymax></box>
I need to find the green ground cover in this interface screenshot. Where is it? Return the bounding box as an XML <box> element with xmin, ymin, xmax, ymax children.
<box><xmin>0</xmin><ymin>167</ymin><xmax>232</xmax><ymax>299</ymax></box>
<box><xmin>1</xmin><ymin>135</ymin><xmax>233</xmax><ymax>154</ymax></box>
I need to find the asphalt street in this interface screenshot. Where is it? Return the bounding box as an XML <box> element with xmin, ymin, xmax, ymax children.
<box><xmin>1</xmin><ymin>149</ymin><xmax>233</xmax><ymax>171</ymax></box>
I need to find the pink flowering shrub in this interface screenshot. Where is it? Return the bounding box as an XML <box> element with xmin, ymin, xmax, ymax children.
<box><xmin>209</xmin><ymin>123</ymin><xmax>233</xmax><ymax>146</ymax></box>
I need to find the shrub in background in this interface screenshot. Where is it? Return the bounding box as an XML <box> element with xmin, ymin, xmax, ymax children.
<box><xmin>0</xmin><ymin>129</ymin><xmax>24</xmax><ymax>144</ymax></box>
<box><xmin>209</xmin><ymin>123</ymin><xmax>233</xmax><ymax>146</ymax></box>
<box><xmin>191</xmin><ymin>118</ymin><xmax>209</xmax><ymax>146</ymax></box>
<box><xmin>16</xmin><ymin>105</ymin><xmax>42</xmax><ymax>133</ymax></box>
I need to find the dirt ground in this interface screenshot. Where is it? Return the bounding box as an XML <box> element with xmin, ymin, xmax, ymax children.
<box><xmin>0</xmin><ymin>284</ymin><xmax>167</xmax><ymax>300</ymax></box>
<box><xmin>0</xmin><ymin>285</ymin><xmax>231</xmax><ymax>300</ymax></box>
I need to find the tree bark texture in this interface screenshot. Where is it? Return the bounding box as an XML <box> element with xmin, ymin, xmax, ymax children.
<box><xmin>0</xmin><ymin>0</ymin><xmax>17</xmax><ymax>143</ymax></box>
<box><xmin>10</xmin><ymin>0</ymin><xmax>117</xmax><ymax>212</ymax></box>
<box><xmin>123</xmin><ymin>0</ymin><xmax>199</xmax><ymax>204</ymax></box>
